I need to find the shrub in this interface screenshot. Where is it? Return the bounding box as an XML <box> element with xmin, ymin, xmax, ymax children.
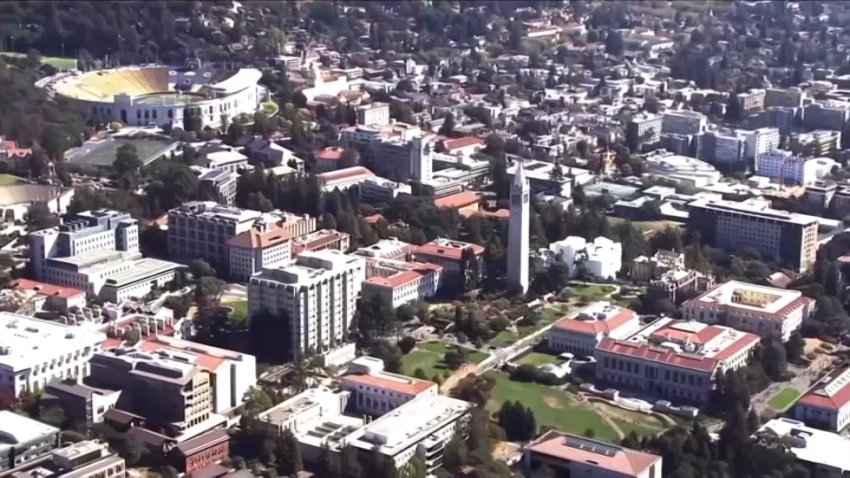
<box><xmin>398</xmin><ymin>336</ymin><xmax>416</xmax><ymax>354</ymax></box>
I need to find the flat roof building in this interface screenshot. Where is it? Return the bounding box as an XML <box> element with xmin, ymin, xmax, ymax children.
<box><xmin>0</xmin><ymin>313</ymin><xmax>105</xmax><ymax>405</ymax></box>
<box><xmin>687</xmin><ymin>198</ymin><xmax>818</xmax><ymax>273</ymax></box>
<box><xmin>756</xmin><ymin>418</ymin><xmax>850</xmax><ymax>476</ymax></box>
<box><xmin>683</xmin><ymin>280</ymin><xmax>814</xmax><ymax>342</ymax></box>
<box><xmin>548</xmin><ymin>303</ymin><xmax>641</xmax><ymax>358</ymax></box>
<box><xmin>524</xmin><ymin>430</ymin><xmax>662</xmax><ymax>478</ymax></box>
<box><xmin>793</xmin><ymin>366</ymin><xmax>850</xmax><ymax>432</ymax></box>
<box><xmin>11</xmin><ymin>440</ymin><xmax>125</xmax><ymax>478</ymax></box>
<box><xmin>0</xmin><ymin>411</ymin><xmax>60</xmax><ymax>474</ymax></box>
<box><xmin>341</xmin><ymin>367</ymin><xmax>437</xmax><ymax>417</ymax></box>
<box><xmin>413</xmin><ymin>238</ymin><xmax>484</xmax><ymax>292</ymax></box>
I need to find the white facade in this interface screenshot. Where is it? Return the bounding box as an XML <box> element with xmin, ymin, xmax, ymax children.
<box><xmin>362</xmin><ymin>261</ymin><xmax>441</xmax><ymax>308</ymax></box>
<box><xmin>662</xmin><ymin>110</ymin><xmax>707</xmax><ymax>135</ymax></box>
<box><xmin>341</xmin><ymin>370</ymin><xmax>437</xmax><ymax>417</ymax></box>
<box><xmin>356</xmin><ymin>102</ymin><xmax>390</xmax><ymax>126</ymax></box>
<box><xmin>508</xmin><ymin>162</ymin><xmax>530</xmax><ymax>293</ymax></box>
<box><xmin>0</xmin><ymin>313</ymin><xmax>105</xmax><ymax>404</ymax></box>
<box><xmin>757</xmin><ymin>419</ymin><xmax>850</xmax><ymax>476</ymax></box>
<box><xmin>547</xmin><ymin>236</ymin><xmax>622</xmax><ymax>280</ymax></box>
<box><xmin>547</xmin><ymin>302</ymin><xmax>641</xmax><ymax>358</ymax></box>
<box><xmin>794</xmin><ymin>367</ymin><xmax>850</xmax><ymax>432</ymax></box>
<box><xmin>756</xmin><ymin>150</ymin><xmax>838</xmax><ymax>186</ymax></box>
<box><xmin>141</xmin><ymin>336</ymin><xmax>257</xmax><ymax>413</ymax></box>
<box><xmin>643</xmin><ymin>151</ymin><xmax>721</xmax><ymax>187</ymax></box>
<box><xmin>683</xmin><ymin>280</ymin><xmax>814</xmax><ymax>342</ymax></box>
<box><xmin>743</xmin><ymin>127</ymin><xmax>781</xmax><ymax>161</ymax></box>
<box><xmin>248</xmin><ymin>250</ymin><xmax>365</xmax><ymax>360</ymax></box>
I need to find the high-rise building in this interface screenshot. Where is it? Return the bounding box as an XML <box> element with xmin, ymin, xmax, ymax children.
<box><xmin>756</xmin><ymin>150</ymin><xmax>838</xmax><ymax>185</ymax></box>
<box><xmin>355</xmin><ymin>102</ymin><xmax>390</xmax><ymax>126</ymax></box>
<box><xmin>687</xmin><ymin>198</ymin><xmax>818</xmax><ymax>273</ymax></box>
<box><xmin>661</xmin><ymin>110</ymin><xmax>707</xmax><ymax>135</ymax></box>
<box><xmin>736</xmin><ymin>88</ymin><xmax>766</xmax><ymax>113</ymax></box>
<box><xmin>803</xmin><ymin>102</ymin><xmax>850</xmax><ymax>131</ymax></box>
<box><xmin>742</xmin><ymin>127</ymin><xmax>781</xmax><ymax>160</ymax></box>
<box><xmin>625</xmin><ymin>113</ymin><xmax>662</xmax><ymax>150</ymax></box>
<box><xmin>508</xmin><ymin>161</ymin><xmax>530</xmax><ymax>294</ymax></box>
<box><xmin>697</xmin><ymin>129</ymin><xmax>746</xmax><ymax>166</ymax></box>
<box><xmin>247</xmin><ymin>250</ymin><xmax>365</xmax><ymax>363</ymax></box>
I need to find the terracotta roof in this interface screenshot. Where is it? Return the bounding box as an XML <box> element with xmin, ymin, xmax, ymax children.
<box><xmin>102</xmin><ymin>337</ymin><xmax>125</xmax><ymax>349</ymax></box>
<box><xmin>434</xmin><ymin>191</ymin><xmax>481</xmax><ymax>209</ymax></box>
<box><xmin>175</xmin><ymin>428</ymin><xmax>230</xmax><ymax>455</ymax></box>
<box><xmin>364</xmin><ymin>213</ymin><xmax>386</xmax><ymax>224</ymax></box>
<box><xmin>12</xmin><ymin>278</ymin><xmax>84</xmax><ymax>299</ymax></box>
<box><xmin>553</xmin><ymin>305</ymin><xmax>637</xmax><ymax>335</ymax></box>
<box><xmin>318</xmin><ymin>166</ymin><xmax>374</xmax><ymax>185</ymax></box>
<box><xmin>364</xmin><ymin>270</ymin><xmax>422</xmax><ymax>289</ymax></box>
<box><xmin>796</xmin><ymin>370</ymin><xmax>850</xmax><ymax>411</ymax></box>
<box><xmin>227</xmin><ymin>224</ymin><xmax>292</xmax><ymax>249</ymax></box>
<box><xmin>342</xmin><ymin>372</ymin><xmax>436</xmax><ymax>396</ymax></box>
<box><xmin>474</xmin><ymin>209</ymin><xmax>510</xmax><ymax>219</ymax></box>
<box><xmin>441</xmin><ymin>136</ymin><xmax>484</xmax><ymax>151</ymax></box>
<box><xmin>137</xmin><ymin>339</ymin><xmax>226</xmax><ymax>371</ymax></box>
<box><xmin>316</xmin><ymin>146</ymin><xmax>345</xmax><ymax>161</ymax></box>
<box><xmin>414</xmin><ymin>240</ymin><xmax>485</xmax><ymax>261</ymax></box>
<box><xmin>527</xmin><ymin>431</ymin><xmax>660</xmax><ymax>477</ymax></box>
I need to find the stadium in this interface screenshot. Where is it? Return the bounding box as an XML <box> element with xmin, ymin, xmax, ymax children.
<box><xmin>44</xmin><ymin>66</ymin><xmax>265</xmax><ymax>129</ymax></box>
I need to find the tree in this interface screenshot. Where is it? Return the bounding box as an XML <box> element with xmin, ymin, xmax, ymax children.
<box><xmin>242</xmin><ymin>387</ymin><xmax>275</xmax><ymax>417</ymax></box>
<box><xmin>442</xmin><ymin>436</ymin><xmax>469</xmax><ymax>474</ymax></box>
<box><xmin>450</xmin><ymin>373</ymin><xmax>495</xmax><ymax>406</ymax></box>
<box><xmin>498</xmin><ymin>401</ymin><xmax>536</xmax><ymax>441</ymax></box>
<box><xmin>605</xmin><ymin>30</ymin><xmax>624</xmax><ymax>56</ymax></box>
<box><xmin>368</xmin><ymin>340</ymin><xmax>403</xmax><ymax>373</ymax></box>
<box><xmin>444</xmin><ymin>349</ymin><xmax>466</xmax><ymax>370</ymax></box>
<box><xmin>439</xmin><ymin>113</ymin><xmax>455</xmax><ymax>136</ymax></box>
<box><xmin>785</xmin><ymin>332</ymin><xmax>804</xmax><ymax>361</ymax></box>
<box><xmin>276</xmin><ymin>429</ymin><xmax>303</xmax><ymax>476</ymax></box>
<box><xmin>26</xmin><ymin>203</ymin><xmax>59</xmax><ymax>231</ymax></box>
<box><xmin>762</xmin><ymin>338</ymin><xmax>788</xmax><ymax>380</ymax></box>
<box><xmin>189</xmin><ymin>259</ymin><xmax>216</xmax><ymax>278</ymax></box>
<box><xmin>398</xmin><ymin>336</ymin><xmax>416</xmax><ymax>354</ymax></box>
<box><xmin>114</xmin><ymin>144</ymin><xmax>142</xmax><ymax>176</ymax></box>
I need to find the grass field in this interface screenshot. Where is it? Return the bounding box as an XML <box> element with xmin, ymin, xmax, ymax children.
<box><xmin>0</xmin><ymin>52</ymin><xmax>77</xmax><ymax>70</ymax></box>
<box><xmin>568</xmin><ymin>284</ymin><xmax>617</xmax><ymax>305</ymax></box>
<box><xmin>401</xmin><ymin>341</ymin><xmax>488</xmax><ymax>378</ymax></box>
<box><xmin>490</xmin><ymin>303</ymin><xmax>568</xmax><ymax>348</ymax></box>
<box><xmin>607</xmin><ymin>217</ymin><xmax>683</xmax><ymax>235</ymax></box>
<box><xmin>66</xmin><ymin>138</ymin><xmax>178</xmax><ymax>167</ymax></box>
<box><xmin>0</xmin><ymin>174</ymin><xmax>23</xmax><ymax>185</ymax></box>
<box><xmin>517</xmin><ymin>352</ymin><xmax>562</xmax><ymax>366</ymax></box>
<box><xmin>767</xmin><ymin>387</ymin><xmax>802</xmax><ymax>411</ymax></box>
<box><xmin>484</xmin><ymin>372</ymin><xmax>620</xmax><ymax>441</ymax></box>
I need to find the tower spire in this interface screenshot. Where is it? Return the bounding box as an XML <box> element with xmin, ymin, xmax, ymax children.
<box><xmin>507</xmin><ymin>160</ymin><xmax>530</xmax><ymax>294</ymax></box>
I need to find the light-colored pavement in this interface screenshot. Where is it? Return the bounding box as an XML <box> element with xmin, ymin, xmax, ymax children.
<box><xmin>751</xmin><ymin>352</ymin><xmax>838</xmax><ymax>416</ymax></box>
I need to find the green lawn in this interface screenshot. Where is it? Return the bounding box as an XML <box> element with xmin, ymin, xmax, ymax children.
<box><xmin>485</xmin><ymin>372</ymin><xmax>619</xmax><ymax>442</ymax></box>
<box><xmin>0</xmin><ymin>52</ymin><xmax>77</xmax><ymax>70</ymax></box>
<box><xmin>518</xmin><ymin>352</ymin><xmax>562</xmax><ymax>366</ymax></box>
<box><xmin>226</xmin><ymin>300</ymin><xmax>249</xmax><ymax>328</ymax></box>
<box><xmin>568</xmin><ymin>284</ymin><xmax>617</xmax><ymax>303</ymax></box>
<box><xmin>490</xmin><ymin>304</ymin><xmax>568</xmax><ymax>348</ymax></box>
<box><xmin>401</xmin><ymin>341</ymin><xmax>489</xmax><ymax>378</ymax></box>
<box><xmin>767</xmin><ymin>387</ymin><xmax>802</xmax><ymax>411</ymax></box>
<box><xmin>0</xmin><ymin>174</ymin><xmax>22</xmax><ymax>185</ymax></box>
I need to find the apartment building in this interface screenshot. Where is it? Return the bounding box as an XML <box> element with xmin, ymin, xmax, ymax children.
<box><xmin>742</xmin><ymin>127</ymin><xmax>781</xmax><ymax>160</ymax></box>
<box><xmin>355</xmin><ymin>102</ymin><xmax>390</xmax><ymax>126</ymax></box>
<box><xmin>756</xmin><ymin>150</ymin><xmax>836</xmax><ymax>185</ymax></box>
<box><xmin>683</xmin><ymin>280</ymin><xmax>814</xmax><ymax>342</ymax></box>
<box><xmin>547</xmin><ymin>303</ymin><xmax>641</xmax><ymax>358</ymax></box>
<box><xmin>524</xmin><ymin>431</ymin><xmax>662</xmax><ymax>478</ymax></box>
<box><xmin>197</xmin><ymin>168</ymin><xmax>238</xmax><ymax>206</ymax></box>
<box><xmin>0</xmin><ymin>412</ymin><xmax>60</xmax><ymax>474</ymax></box>
<box><xmin>413</xmin><ymin>238</ymin><xmax>484</xmax><ymax>292</ymax></box>
<box><xmin>794</xmin><ymin>366</ymin><xmax>850</xmax><ymax>432</ymax></box>
<box><xmin>625</xmin><ymin>113</ymin><xmax>662</xmax><ymax>149</ymax></box>
<box><xmin>661</xmin><ymin>110</ymin><xmax>707</xmax><ymax>135</ymax></box>
<box><xmin>595</xmin><ymin>318</ymin><xmax>760</xmax><ymax>403</ymax></box>
<box><xmin>737</xmin><ymin>88</ymin><xmax>766</xmax><ymax>112</ymax></box>
<box><xmin>341</xmin><ymin>369</ymin><xmax>437</xmax><ymax>416</ymax></box>
<box><xmin>340</xmin><ymin>124</ymin><xmax>434</xmax><ymax>182</ymax></box>
<box><xmin>247</xmin><ymin>250</ymin><xmax>365</xmax><ymax>363</ymax></box>
<box><xmin>88</xmin><ymin>347</ymin><xmax>214</xmax><ymax>431</ymax></box>
<box><xmin>291</xmin><ymin>229</ymin><xmax>351</xmax><ymax>255</ymax></box>
<box><xmin>227</xmin><ymin>220</ymin><xmax>292</xmax><ymax>281</ymax></box>
<box><xmin>0</xmin><ymin>313</ymin><xmax>105</xmax><ymax>405</ymax></box>
<box><xmin>362</xmin><ymin>260</ymin><xmax>442</xmax><ymax>307</ymax></box>
<box><xmin>790</xmin><ymin>130</ymin><xmax>842</xmax><ymax>157</ymax></box>
<box><xmin>698</xmin><ymin>129</ymin><xmax>746</xmax><ymax>166</ymax></box>
<box><xmin>687</xmin><ymin>198</ymin><xmax>818</xmax><ymax>273</ymax></box>
<box><xmin>765</xmin><ymin>87</ymin><xmax>806</xmax><ymax>108</ymax></box>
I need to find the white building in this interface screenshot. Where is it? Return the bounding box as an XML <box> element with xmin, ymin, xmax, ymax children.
<box><xmin>757</xmin><ymin>418</ymin><xmax>850</xmax><ymax>476</ymax></box>
<box><xmin>547</xmin><ymin>303</ymin><xmax>641</xmax><ymax>358</ymax></box>
<box><xmin>756</xmin><ymin>150</ymin><xmax>838</xmax><ymax>186</ymax></box>
<box><xmin>356</xmin><ymin>102</ymin><xmax>390</xmax><ymax>126</ymax></box>
<box><xmin>794</xmin><ymin>367</ymin><xmax>850</xmax><ymax>432</ymax></box>
<box><xmin>317</xmin><ymin>166</ymin><xmax>376</xmax><ymax>192</ymax></box>
<box><xmin>547</xmin><ymin>236</ymin><xmax>622</xmax><ymax>280</ymax></box>
<box><xmin>525</xmin><ymin>431</ymin><xmax>662</xmax><ymax>478</ymax></box>
<box><xmin>29</xmin><ymin>209</ymin><xmax>180</xmax><ymax>300</ymax></box>
<box><xmin>0</xmin><ymin>313</ymin><xmax>105</xmax><ymax>405</ymax></box>
<box><xmin>136</xmin><ymin>335</ymin><xmax>257</xmax><ymax>414</ymax></box>
<box><xmin>247</xmin><ymin>250</ymin><xmax>365</xmax><ymax>364</ymax></box>
<box><xmin>196</xmin><ymin>168</ymin><xmax>238</xmax><ymax>206</ymax></box>
<box><xmin>662</xmin><ymin>110</ymin><xmax>707</xmax><ymax>135</ymax></box>
<box><xmin>682</xmin><ymin>280</ymin><xmax>814</xmax><ymax>342</ymax></box>
<box><xmin>362</xmin><ymin>261</ymin><xmax>442</xmax><ymax>308</ymax></box>
<box><xmin>200</xmin><ymin>149</ymin><xmax>249</xmax><ymax>174</ymax></box>
<box><xmin>508</xmin><ymin>161</ymin><xmax>530</xmax><ymax>293</ymax></box>
<box><xmin>227</xmin><ymin>219</ymin><xmax>293</xmax><ymax>281</ymax></box>
<box><xmin>344</xmin><ymin>395</ymin><xmax>473</xmax><ymax>473</ymax></box>
<box><xmin>595</xmin><ymin>318</ymin><xmax>760</xmax><ymax>403</ymax></box>
<box><xmin>742</xmin><ymin>127</ymin><xmax>781</xmax><ymax>161</ymax></box>
<box><xmin>341</xmin><ymin>363</ymin><xmax>437</xmax><ymax>416</ymax></box>
<box><xmin>643</xmin><ymin>151</ymin><xmax>721</xmax><ymax>187</ymax></box>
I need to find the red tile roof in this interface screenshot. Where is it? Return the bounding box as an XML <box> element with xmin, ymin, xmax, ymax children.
<box><xmin>138</xmin><ymin>339</ymin><xmax>226</xmax><ymax>371</ymax></box>
<box><xmin>441</xmin><ymin>136</ymin><xmax>484</xmax><ymax>151</ymax></box>
<box><xmin>434</xmin><ymin>191</ymin><xmax>481</xmax><ymax>209</ymax></box>
<box><xmin>414</xmin><ymin>240</ymin><xmax>485</xmax><ymax>261</ymax></box>
<box><xmin>364</xmin><ymin>213</ymin><xmax>386</xmax><ymax>224</ymax></box>
<box><xmin>364</xmin><ymin>270</ymin><xmax>422</xmax><ymax>289</ymax></box>
<box><xmin>316</xmin><ymin>146</ymin><xmax>345</xmax><ymax>161</ymax></box>
<box><xmin>527</xmin><ymin>431</ymin><xmax>660</xmax><ymax>477</ymax></box>
<box><xmin>796</xmin><ymin>370</ymin><xmax>850</xmax><ymax>411</ymax></box>
<box><xmin>12</xmin><ymin>278</ymin><xmax>84</xmax><ymax>299</ymax></box>
<box><xmin>227</xmin><ymin>224</ymin><xmax>292</xmax><ymax>249</ymax></box>
<box><xmin>553</xmin><ymin>305</ymin><xmax>637</xmax><ymax>335</ymax></box>
<box><xmin>318</xmin><ymin>166</ymin><xmax>374</xmax><ymax>184</ymax></box>
<box><xmin>342</xmin><ymin>372</ymin><xmax>436</xmax><ymax>396</ymax></box>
